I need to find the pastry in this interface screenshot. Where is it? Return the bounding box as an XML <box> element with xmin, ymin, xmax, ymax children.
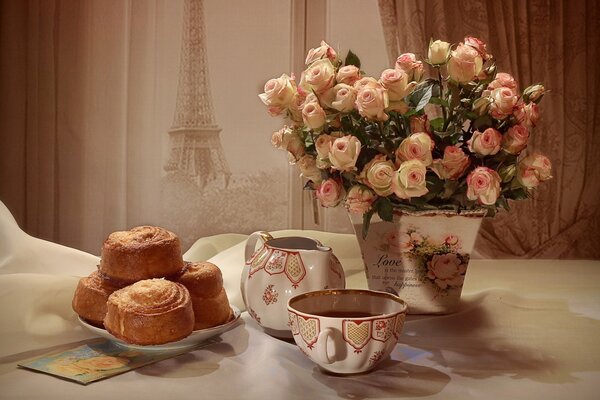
<box><xmin>104</xmin><ymin>279</ymin><xmax>194</xmax><ymax>345</ymax></box>
<box><xmin>176</xmin><ymin>262</ymin><xmax>232</xmax><ymax>330</ymax></box>
<box><xmin>72</xmin><ymin>270</ymin><xmax>125</xmax><ymax>327</ymax></box>
<box><xmin>99</xmin><ymin>226</ymin><xmax>184</xmax><ymax>283</ymax></box>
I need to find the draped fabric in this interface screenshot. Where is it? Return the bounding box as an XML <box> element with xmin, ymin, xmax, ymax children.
<box><xmin>378</xmin><ymin>0</ymin><xmax>600</xmax><ymax>259</ymax></box>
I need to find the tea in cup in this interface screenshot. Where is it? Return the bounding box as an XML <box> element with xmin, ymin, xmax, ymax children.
<box><xmin>287</xmin><ymin>289</ymin><xmax>407</xmax><ymax>374</ymax></box>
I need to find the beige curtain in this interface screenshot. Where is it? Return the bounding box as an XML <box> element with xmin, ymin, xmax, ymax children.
<box><xmin>378</xmin><ymin>0</ymin><xmax>600</xmax><ymax>259</ymax></box>
<box><xmin>0</xmin><ymin>0</ymin><xmax>180</xmax><ymax>254</ymax></box>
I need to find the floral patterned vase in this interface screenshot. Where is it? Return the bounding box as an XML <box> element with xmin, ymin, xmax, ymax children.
<box><xmin>349</xmin><ymin>210</ymin><xmax>485</xmax><ymax>314</ymax></box>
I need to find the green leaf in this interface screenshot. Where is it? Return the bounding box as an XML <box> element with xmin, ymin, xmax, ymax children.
<box><xmin>429</xmin><ymin>97</ymin><xmax>449</xmax><ymax>107</ymax></box>
<box><xmin>429</xmin><ymin>117</ymin><xmax>444</xmax><ymax>132</ymax></box>
<box><xmin>376</xmin><ymin>197</ymin><xmax>394</xmax><ymax>222</ymax></box>
<box><xmin>408</xmin><ymin>79</ymin><xmax>436</xmax><ymax>111</ymax></box>
<box><xmin>345</xmin><ymin>50</ymin><xmax>361</xmax><ymax>69</ymax></box>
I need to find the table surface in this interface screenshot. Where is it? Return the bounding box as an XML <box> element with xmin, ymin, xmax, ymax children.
<box><xmin>0</xmin><ymin>202</ymin><xmax>599</xmax><ymax>400</ymax></box>
<box><xmin>1</xmin><ymin>258</ymin><xmax>599</xmax><ymax>400</ymax></box>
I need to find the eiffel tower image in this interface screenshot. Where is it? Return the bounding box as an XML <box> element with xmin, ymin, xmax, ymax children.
<box><xmin>164</xmin><ymin>0</ymin><xmax>231</xmax><ymax>188</ymax></box>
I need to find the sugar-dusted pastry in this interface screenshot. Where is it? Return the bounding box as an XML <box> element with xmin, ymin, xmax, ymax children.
<box><xmin>72</xmin><ymin>270</ymin><xmax>125</xmax><ymax>327</ymax></box>
<box><xmin>104</xmin><ymin>279</ymin><xmax>194</xmax><ymax>345</ymax></box>
<box><xmin>99</xmin><ymin>226</ymin><xmax>184</xmax><ymax>283</ymax></box>
<box><xmin>176</xmin><ymin>262</ymin><xmax>232</xmax><ymax>330</ymax></box>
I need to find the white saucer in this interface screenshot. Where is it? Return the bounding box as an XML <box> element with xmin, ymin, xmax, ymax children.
<box><xmin>79</xmin><ymin>305</ymin><xmax>241</xmax><ymax>351</ymax></box>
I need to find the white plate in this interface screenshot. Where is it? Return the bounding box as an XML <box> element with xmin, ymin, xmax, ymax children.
<box><xmin>79</xmin><ymin>305</ymin><xmax>241</xmax><ymax>352</ymax></box>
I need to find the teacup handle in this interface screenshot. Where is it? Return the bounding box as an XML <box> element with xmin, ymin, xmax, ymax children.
<box><xmin>244</xmin><ymin>231</ymin><xmax>273</xmax><ymax>263</ymax></box>
<box><xmin>316</xmin><ymin>327</ymin><xmax>336</xmax><ymax>365</ymax></box>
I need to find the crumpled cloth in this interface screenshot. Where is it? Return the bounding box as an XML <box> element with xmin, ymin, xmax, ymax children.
<box><xmin>0</xmin><ymin>201</ymin><xmax>367</xmax><ymax>358</ymax></box>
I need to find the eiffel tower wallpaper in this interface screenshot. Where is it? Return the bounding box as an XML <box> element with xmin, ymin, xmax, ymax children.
<box><xmin>159</xmin><ymin>0</ymin><xmax>287</xmax><ymax>249</ymax></box>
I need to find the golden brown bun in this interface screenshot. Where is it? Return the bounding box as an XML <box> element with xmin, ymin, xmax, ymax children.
<box><xmin>99</xmin><ymin>226</ymin><xmax>184</xmax><ymax>283</ymax></box>
<box><xmin>190</xmin><ymin>288</ymin><xmax>232</xmax><ymax>330</ymax></box>
<box><xmin>72</xmin><ymin>270</ymin><xmax>125</xmax><ymax>326</ymax></box>
<box><xmin>176</xmin><ymin>262</ymin><xmax>231</xmax><ymax>329</ymax></box>
<box><xmin>177</xmin><ymin>262</ymin><xmax>223</xmax><ymax>297</ymax></box>
<box><xmin>104</xmin><ymin>279</ymin><xmax>194</xmax><ymax>345</ymax></box>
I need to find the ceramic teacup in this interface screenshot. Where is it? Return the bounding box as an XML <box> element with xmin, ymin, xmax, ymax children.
<box><xmin>287</xmin><ymin>289</ymin><xmax>408</xmax><ymax>374</ymax></box>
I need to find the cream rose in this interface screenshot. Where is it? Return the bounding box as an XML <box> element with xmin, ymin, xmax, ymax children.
<box><xmin>428</xmin><ymin>40</ymin><xmax>451</xmax><ymax>65</ymax></box>
<box><xmin>502</xmin><ymin>125</ymin><xmax>529</xmax><ymax>154</ymax></box>
<box><xmin>345</xmin><ymin>185</ymin><xmax>376</xmax><ymax>214</ymax></box>
<box><xmin>467</xmin><ymin>128</ymin><xmax>502</xmax><ymax>156</ymax></box>
<box><xmin>360</xmin><ymin>154</ymin><xmax>395</xmax><ymax>196</ymax></box>
<box><xmin>395</xmin><ymin>132</ymin><xmax>434</xmax><ymax>166</ymax></box>
<box><xmin>489</xmin><ymin>87</ymin><xmax>517</xmax><ymax>119</ymax></box>
<box><xmin>379</xmin><ymin>68</ymin><xmax>417</xmax><ymax>102</ymax></box>
<box><xmin>304</xmin><ymin>58</ymin><xmax>336</xmax><ymax>94</ymax></box>
<box><xmin>431</xmin><ymin>145</ymin><xmax>471</xmax><ymax>180</ymax></box>
<box><xmin>336</xmin><ymin>65</ymin><xmax>361</xmax><ymax>85</ymax></box>
<box><xmin>316</xmin><ymin>178</ymin><xmax>345</xmax><ymax>207</ymax></box>
<box><xmin>305</xmin><ymin>40</ymin><xmax>337</xmax><ymax>65</ymax></box>
<box><xmin>353</xmin><ymin>77</ymin><xmax>380</xmax><ymax>91</ymax></box>
<box><xmin>523</xmin><ymin>84</ymin><xmax>546</xmax><ymax>103</ymax></box>
<box><xmin>426</xmin><ymin>253</ymin><xmax>467</xmax><ymax>289</ymax></box>
<box><xmin>392</xmin><ymin>160</ymin><xmax>429</xmax><ymax>199</ymax></box>
<box><xmin>327</xmin><ymin>84</ymin><xmax>357</xmax><ymax>113</ymax></box>
<box><xmin>466</xmin><ymin>166</ymin><xmax>501</xmax><ymax>205</ymax></box>
<box><xmin>329</xmin><ymin>135</ymin><xmax>361</xmax><ymax>171</ymax></box>
<box><xmin>517</xmin><ymin>153</ymin><xmax>552</xmax><ymax>188</ymax></box>
<box><xmin>394</xmin><ymin>53</ymin><xmax>424</xmax><ymax>82</ymax></box>
<box><xmin>355</xmin><ymin>82</ymin><xmax>389</xmax><ymax>121</ymax></box>
<box><xmin>298</xmin><ymin>155</ymin><xmax>323</xmax><ymax>184</ymax></box>
<box><xmin>514</xmin><ymin>102</ymin><xmax>540</xmax><ymax>128</ymax></box>
<box><xmin>315</xmin><ymin>134</ymin><xmax>334</xmax><ymax>159</ymax></box>
<box><xmin>447</xmin><ymin>43</ymin><xmax>483</xmax><ymax>84</ymax></box>
<box><xmin>258</xmin><ymin>74</ymin><xmax>296</xmax><ymax>111</ymax></box>
<box><xmin>302</xmin><ymin>102</ymin><xmax>326</xmax><ymax>130</ymax></box>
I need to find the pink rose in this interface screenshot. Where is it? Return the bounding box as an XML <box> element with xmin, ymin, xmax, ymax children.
<box><xmin>467</xmin><ymin>128</ymin><xmax>502</xmax><ymax>156</ymax></box>
<box><xmin>447</xmin><ymin>43</ymin><xmax>483</xmax><ymax>84</ymax></box>
<box><xmin>410</xmin><ymin>115</ymin><xmax>430</xmax><ymax>134</ymax></box>
<box><xmin>353</xmin><ymin>77</ymin><xmax>380</xmax><ymax>91</ymax></box>
<box><xmin>336</xmin><ymin>65</ymin><xmax>361</xmax><ymax>85</ymax></box>
<box><xmin>304</xmin><ymin>59</ymin><xmax>336</xmax><ymax>94</ymax></box>
<box><xmin>379</xmin><ymin>69</ymin><xmax>417</xmax><ymax>102</ymax></box>
<box><xmin>502</xmin><ymin>125</ymin><xmax>529</xmax><ymax>154</ymax></box>
<box><xmin>396</xmin><ymin>132</ymin><xmax>434</xmax><ymax>166</ymax></box>
<box><xmin>489</xmin><ymin>87</ymin><xmax>518</xmax><ymax>119</ymax></box>
<box><xmin>466</xmin><ymin>167</ymin><xmax>501</xmax><ymax>205</ymax></box>
<box><xmin>488</xmin><ymin>72</ymin><xmax>518</xmax><ymax>94</ymax></box>
<box><xmin>298</xmin><ymin>155</ymin><xmax>322</xmax><ymax>184</ymax></box>
<box><xmin>426</xmin><ymin>253</ymin><xmax>467</xmax><ymax>289</ymax></box>
<box><xmin>315</xmin><ymin>178</ymin><xmax>345</xmax><ymax>207</ymax></box>
<box><xmin>360</xmin><ymin>154</ymin><xmax>396</xmax><ymax>196</ymax></box>
<box><xmin>327</xmin><ymin>84</ymin><xmax>357</xmax><ymax>112</ymax></box>
<box><xmin>444</xmin><ymin>235</ymin><xmax>460</xmax><ymax>247</ymax></box>
<box><xmin>355</xmin><ymin>82</ymin><xmax>389</xmax><ymax>121</ymax></box>
<box><xmin>514</xmin><ymin>102</ymin><xmax>540</xmax><ymax>128</ymax></box>
<box><xmin>464</xmin><ymin>36</ymin><xmax>491</xmax><ymax>60</ymax></box>
<box><xmin>394</xmin><ymin>53</ymin><xmax>424</xmax><ymax>82</ymax></box>
<box><xmin>384</xmin><ymin>231</ymin><xmax>413</xmax><ymax>253</ymax></box>
<box><xmin>302</xmin><ymin>102</ymin><xmax>326</xmax><ymax>130</ymax></box>
<box><xmin>392</xmin><ymin>160</ymin><xmax>429</xmax><ymax>199</ymax></box>
<box><xmin>258</xmin><ymin>74</ymin><xmax>296</xmax><ymax>110</ymax></box>
<box><xmin>345</xmin><ymin>185</ymin><xmax>376</xmax><ymax>214</ymax></box>
<box><xmin>329</xmin><ymin>135</ymin><xmax>361</xmax><ymax>171</ymax></box>
<box><xmin>431</xmin><ymin>145</ymin><xmax>471</xmax><ymax>180</ymax></box>
<box><xmin>281</xmin><ymin>129</ymin><xmax>305</xmax><ymax>163</ymax></box>
<box><xmin>305</xmin><ymin>40</ymin><xmax>337</xmax><ymax>65</ymax></box>
<box><xmin>517</xmin><ymin>153</ymin><xmax>552</xmax><ymax>189</ymax></box>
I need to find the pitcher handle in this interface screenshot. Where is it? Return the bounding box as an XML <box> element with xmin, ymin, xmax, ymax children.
<box><xmin>244</xmin><ymin>231</ymin><xmax>273</xmax><ymax>263</ymax></box>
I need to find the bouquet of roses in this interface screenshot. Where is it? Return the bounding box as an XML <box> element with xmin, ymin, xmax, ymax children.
<box><xmin>259</xmin><ymin>38</ymin><xmax>552</xmax><ymax>233</ymax></box>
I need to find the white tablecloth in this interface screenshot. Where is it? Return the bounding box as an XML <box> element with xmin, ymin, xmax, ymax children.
<box><xmin>0</xmin><ymin>201</ymin><xmax>599</xmax><ymax>399</ymax></box>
